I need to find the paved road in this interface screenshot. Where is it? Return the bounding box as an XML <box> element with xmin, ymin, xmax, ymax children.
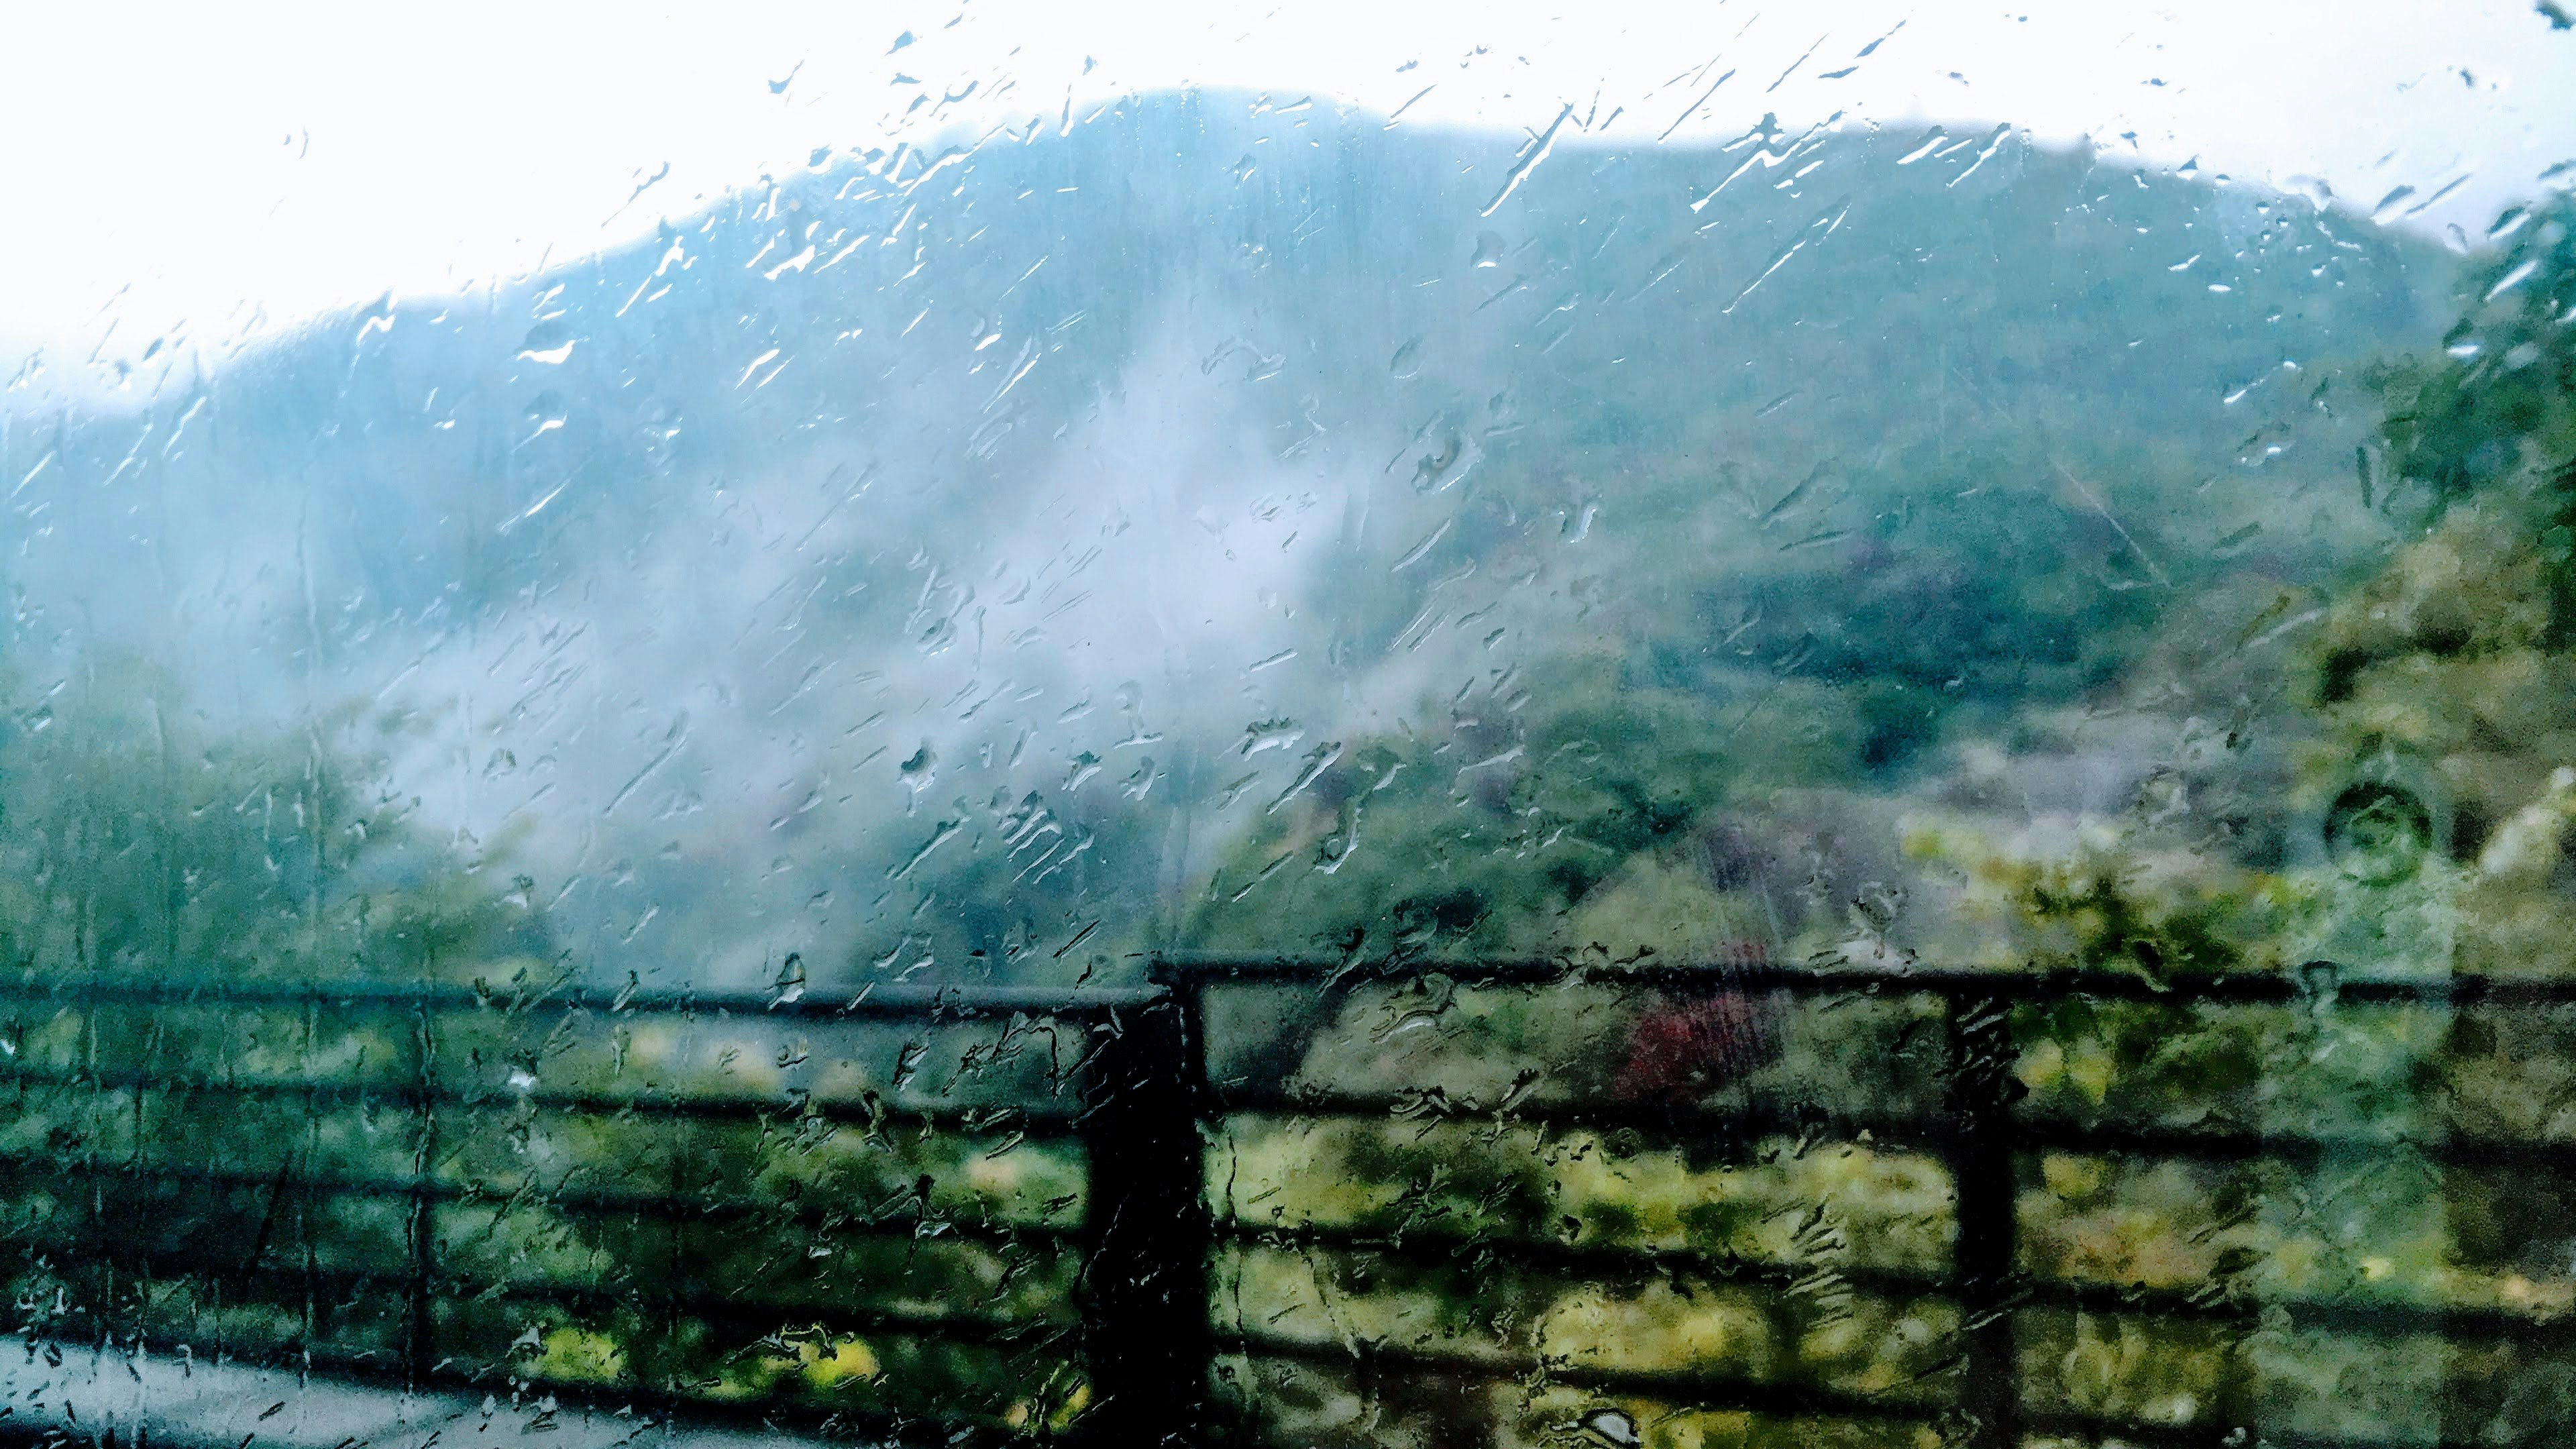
<box><xmin>0</xmin><ymin>1342</ymin><xmax>826</xmax><ymax>1449</ymax></box>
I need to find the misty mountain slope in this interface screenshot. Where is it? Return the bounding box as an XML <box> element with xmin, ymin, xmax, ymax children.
<box><xmin>0</xmin><ymin>91</ymin><xmax>2457</xmax><ymax>987</ymax></box>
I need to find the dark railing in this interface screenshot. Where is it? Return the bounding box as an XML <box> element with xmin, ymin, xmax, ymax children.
<box><xmin>0</xmin><ymin>974</ymin><xmax>1161</xmax><ymax>1442</ymax></box>
<box><xmin>1</xmin><ymin>959</ymin><xmax>2571</xmax><ymax>1448</ymax></box>
<box><xmin>1148</xmin><ymin>957</ymin><xmax>2576</xmax><ymax>1449</ymax></box>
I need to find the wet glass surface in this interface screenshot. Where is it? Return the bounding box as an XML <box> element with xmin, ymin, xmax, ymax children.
<box><xmin>2</xmin><ymin>5</ymin><xmax>2574</xmax><ymax>1446</ymax></box>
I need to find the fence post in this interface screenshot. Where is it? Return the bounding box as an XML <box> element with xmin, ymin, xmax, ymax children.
<box><xmin>1078</xmin><ymin>983</ymin><xmax>1211</xmax><ymax>1447</ymax></box>
<box><xmin>1944</xmin><ymin>991</ymin><xmax>2022</xmax><ymax>1449</ymax></box>
<box><xmin>405</xmin><ymin>989</ymin><xmax>437</xmax><ymax>1393</ymax></box>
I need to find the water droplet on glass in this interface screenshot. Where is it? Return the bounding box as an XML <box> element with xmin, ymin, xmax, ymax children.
<box><xmin>1578</xmin><ymin>1407</ymin><xmax>1641</xmax><ymax>1448</ymax></box>
<box><xmin>523</xmin><ymin>390</ymin><xmax>568</xmax><ymax>437</ymax></box>
<box><xmin>899</xmin><ymin>742</ymin><xmax>938</xmax><ymax>797</ymax></box>
<box><xmin>518</xmin><ymin>321</ymin><xmax>576</xmax><ymax>365</ymax></box>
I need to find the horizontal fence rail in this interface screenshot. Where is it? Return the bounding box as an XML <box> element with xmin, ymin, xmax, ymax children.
<box><xmin>1155</xmin><ymin>955</ymin><xmax>2576</xmax><ymax>1449</ymax></box>
<box><xmin>0</xmin><ymin>959</ymin><xmax>2569</xmax><ymax>1448</ymax></box>
<box><xmin>0</xmin><ymin>973</ymin><xmax>1169</xmax><ymax>1018</ymax></box>
<box><xmin>0</xmin><ymin>973</ymin><xmax>1163</xmax><ymax>1445</ymax></box>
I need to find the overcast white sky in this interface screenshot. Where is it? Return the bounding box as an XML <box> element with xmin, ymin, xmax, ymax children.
<box><xmin>4</xmin><ymin>0</ymin><xmax>2572</xmax><ymax>405</ymax></box>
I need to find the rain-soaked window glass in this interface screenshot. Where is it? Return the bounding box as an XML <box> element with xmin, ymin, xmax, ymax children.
<box><xmin>3</xmin><ymin>3</ymin><xmax>2575</xmax><ymax>1446</ymax></box>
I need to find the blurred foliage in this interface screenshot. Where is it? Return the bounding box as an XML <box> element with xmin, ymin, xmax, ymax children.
<box><xmin>0</xmin><ymin>655</ymin><xmax>548</xmax><ymax>984</ymax></box>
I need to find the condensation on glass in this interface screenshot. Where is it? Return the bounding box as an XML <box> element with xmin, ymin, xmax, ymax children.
<box><xmin>1</xmin><ymin>7</ymin><xmax>2573</xmax><ymax>1449</ymax></box>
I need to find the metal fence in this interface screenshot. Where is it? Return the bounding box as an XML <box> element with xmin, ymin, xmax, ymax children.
<box><xmin>1</xmin><ymin>959</ymin><xmax>2571</xmax><ymax>1448</ymax></box>
<box><xmin>0</xmin><ymin>975</ymin><xmax>1167</xmax><ymax>1442</ymax></box>
<box><xmin>1157</xmin><ymin>957</ymin><xmax>2576</xmax><ymax>1449</ymax></box>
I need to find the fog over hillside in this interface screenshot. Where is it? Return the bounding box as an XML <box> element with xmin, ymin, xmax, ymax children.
<box><xmin>0</xmin><ymin>92</ymin><xmax>2459</xmax><ymax>989</ymax></box>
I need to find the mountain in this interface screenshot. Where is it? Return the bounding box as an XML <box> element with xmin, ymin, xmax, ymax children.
<box><xmin>0</xmin><ymin>91</ymin><xmax>2459</xmax><ymax>989</ymax></box>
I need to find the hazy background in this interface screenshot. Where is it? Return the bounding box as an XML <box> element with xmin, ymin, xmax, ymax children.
<box><xmin>0</xmin><ymin>1</ymin><xmax>2567</xmax><ymax>992</ymax></box>
<box><xmin>5</xmin><ymin>0</ymin><xmax>2569</xmax><ymax>391</ymax></box>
